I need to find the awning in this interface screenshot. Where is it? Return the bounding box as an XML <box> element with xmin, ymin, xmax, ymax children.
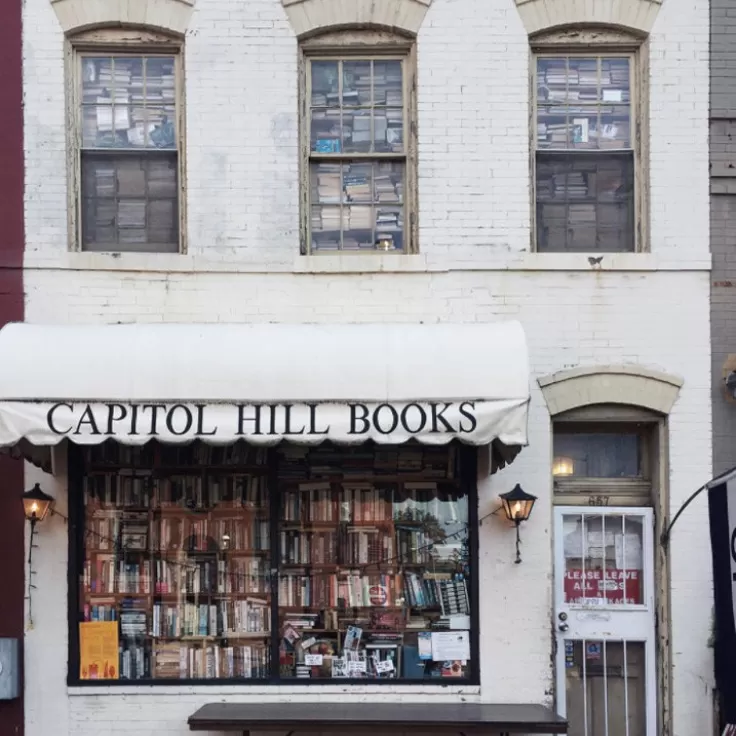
<box><xmin>0</xmin><ymin>322</ymin><xmax>530</xmax><ymax>470</ymax></box>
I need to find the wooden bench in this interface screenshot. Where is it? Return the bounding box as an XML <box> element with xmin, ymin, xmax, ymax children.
<box><xmin>188</xmin><ymin>702</ymin><xmax>568</xmax><ymax>735</ymax></box>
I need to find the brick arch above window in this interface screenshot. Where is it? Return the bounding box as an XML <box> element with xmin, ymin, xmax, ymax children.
<box><xmin>49</xmin><ymin>0</ymin><xmax>195</xmax><ymax>35</ymax></box>
<box><xmin>538</xmin><ymin>365</ymin><xmax>683</xmax><ymax>417</ymax></box>
<box><xmin>515</xmin><ymin>0</ymin><xmax>662</xmax><ymax>36</ymax></box>
<box><xmin>281</xmin><ymin>0</ymin><xmax>432</xmax><ymax>38</ymax></box>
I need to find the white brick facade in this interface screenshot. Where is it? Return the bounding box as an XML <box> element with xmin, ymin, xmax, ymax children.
<box><xmin>21</xmin><ymin>0</ymin><xmax>712</xmax><ymax>734</ymax></box>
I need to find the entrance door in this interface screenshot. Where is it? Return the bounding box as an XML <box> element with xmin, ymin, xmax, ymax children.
<box><xmin>554</xmin><ymin>507</ymin><xmax>657</xmax><ymax>736</ymax></box>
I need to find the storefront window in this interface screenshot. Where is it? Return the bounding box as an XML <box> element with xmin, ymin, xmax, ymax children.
<box><xmin>74</xmin><ymin>441</ymin><xmax>475</xmax><ymax>683</ymax></box>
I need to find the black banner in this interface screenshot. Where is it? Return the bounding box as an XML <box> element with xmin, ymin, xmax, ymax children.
<box><xmin>709</xmin><ymin>479</ymin><xmax>736</xmax><ymax>725</ymax></box>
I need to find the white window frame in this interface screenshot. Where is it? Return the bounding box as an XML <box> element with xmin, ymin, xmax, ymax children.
<box><xmin>299</xmin><ymin>32</ymin><xmax>418</xmax><ymax>255</ymax></box>
<box><xmin>66</xmin><ymin>29</ymin><xmax>186</xmax><ymax>254</ymax></box>
<box><xmin>530</xmin><ymin>30</ymin><xmax>648</xmax><ymax>253</ymax></box>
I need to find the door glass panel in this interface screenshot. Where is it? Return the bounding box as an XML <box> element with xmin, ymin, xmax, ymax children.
<box><xmin>566</xmin><ymin>640</ymin><xmax>646</xmax><ymax>736</ymax></box>
<box><xmin>562</xmin><ymin>513</ymin><xmax>644</xmax><ymax>606</ymax></box>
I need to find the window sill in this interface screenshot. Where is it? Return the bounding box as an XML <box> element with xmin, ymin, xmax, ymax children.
<box><xmin>24</xmin><ymin>250</ymin><xmax>711</xmax><ymax>275</ymax></box>
<box><xmin>67</xmin><ymin>683</ymin><xmax>481</xmax><ymax>697</ymax></box>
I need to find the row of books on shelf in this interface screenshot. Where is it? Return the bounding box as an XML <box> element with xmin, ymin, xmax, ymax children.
<box><xmin>153</xmin><ymin>517</ymin><xmax>270</xmax><ymax>552</ymax></box>
<box><xmin>151</xmin><ymin>598</ymin><xmax>270</xmax><ymax>638</ymax></box>
<box><xmin>278</xmin><ymin>572</ymin><xmax>397</xmax><ymax>609</ymax></box>
<box><xmin>279</xmin><ymin>527</ymin><xmax>395</xmax><ymax>566</ymax></box>
<box><xmin>86</xmin><ymin>473</ymin><xmax>267</xmax><ymax>509</ymax></box>
<box><xmin>276</xmin><ymin>444</ymin><xmax>458</xmax><ymax>479</ymax></box>
<box><xmin>153</xmin><ymin>557</ymin><xmax>268</xmax><ymax>595</ymax></box>
<box><xmin>85</xmin><ymin>441</ymin><xmax>269</xmax><ymax>468</ymax></box>
<box><xmin>153</xmin><ymin>641</ymin><xmax>270</xmax><ymax>679</ymax></box>
<box><xmin>406</xmin><ymin>576</ymin><xmax>470</xmax><ymax>615</ymax></box>
<box><xmin>84</xmin><ymin>556</ymin><xmax>268</xmax><ymax>596</ymax></box>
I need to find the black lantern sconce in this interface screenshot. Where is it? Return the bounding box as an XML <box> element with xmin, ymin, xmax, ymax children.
<box><xmin>22</xmin><ymin>483</ymin><xmax>54</xmax><ymax>629</ymax></box>
<box><xmin>22</xmin><ymin>483</ymin><xmax>54</xmax><ymax>525</ymax></box>
<box><xmin>499</xmin><ymin>483</ymin><xmax>537</xmax><ymax>564</ymax></box>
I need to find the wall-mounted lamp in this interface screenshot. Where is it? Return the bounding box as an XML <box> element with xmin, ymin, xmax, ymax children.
<box><xmin>499</xmin><ymin>483</ymin><xmax>537</xmax><ymax>564</ymax></box>
<box><xmin>22</xmin><ymin>483</ymin><xmax>54</xmax><ymax>630</ymax></box>
<box><xmin>552</xmin><ymin>456</ymin><xmax>575</xmax><ymax>477</ymax></box>
<box><xmin>22</xmin><ymin>483</ymin><xmax>54</xmax><ymax>524</ymax></box>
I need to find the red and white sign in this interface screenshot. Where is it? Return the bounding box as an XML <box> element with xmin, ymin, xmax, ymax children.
<box><xmin>564</xmin><ymin>568</ymin><xmax>642</xmax><ymax>605</ymax></box>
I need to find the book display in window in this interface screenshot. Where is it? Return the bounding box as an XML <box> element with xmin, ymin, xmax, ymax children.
<box><xmin>80</xmin><ymin>442</ymin><xmax>271</xmax><ymax>680</ymax></box>
<box><xmin>80</xmin><ymin>56</ymin><xmax>178</xmax><ymax>251</ymax></box>
<box><xmin>308</xmin><ymin>59</ymin><xmax>406</xmax><ymax>252</ymax></box>
<box><xmin>535</xmin><ymin>56</ymin><xmax>634</xmax><ymax>253</ymax></box>
<box><xmin>76</xmin><ymin>441</ymin><xmax>474</xmax><ymax>683</ymax></box>
<box><xmin>275</xmin><ymin>444</ymin><xmax>471</xmax><ymax>681</ymax></box>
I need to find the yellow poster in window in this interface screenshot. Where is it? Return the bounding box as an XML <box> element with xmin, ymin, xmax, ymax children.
<box><xmin>79</xmin><ymin>621</ymin><xmax>119</xmax><ymax>680</ymax></box>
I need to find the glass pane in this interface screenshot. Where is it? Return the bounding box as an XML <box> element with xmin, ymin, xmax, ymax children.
<box><xmin>536</xmin><ymin>57</ymin><xmax>631</xmax><ymax>152</ymax></box>
<box><xmin>342</xmin><ymin>110</ymin><xmax>371</xmax><ymax>154</ymax></box>
<box><xmin>310</xmin><ymin>109</ymin><xmax>342</xmax><ymax>153</ymax></box>
<box><xmin>81</xmin><ymin>56</ymin><xmax>177</xmax><ymax>150</ymax></box>
<box><xmin>599</xmin><ymin>106</ymin><xmax>631</xmax><ymax>148</ymax></box>
<box><xmin>603</xmin><ymin>58</ymin><xmax>630</xmax><ymax>101</ymax></box>
<box><xmin>276</xmin><ymin>443</ymin><xmax>470</xmax><ymax>681</ymax></box>
<box><xmin>310</xmin><ymin>205</ymin><xmax>342</xmax><ymax>250</ymax></box>
<box><xmin>566</xmin><ymin>641</ymin><xmax>646</xmax><ymax>736</ymax></box>
<box><xmin>537</xmin><ymin>58</ymin><xmax>569</xmax><ymax>103</ymax></box>
<box><xmin>375</xmin><ymin>207</ymin><xmax>404</xmax><ymax>251</ymax></box>
<box><xmin>537</xmin><ymin>105</ymin><xmax>568</xmax><ymax>149</ymax></box>
<box><xmin>375</xmin><ymin>61</ymin><xmax>403</xmax><ymax>106</ymax></box>
<box><xmin>146</xmin><ymin>107</ymin><xmax>177</xmax><ymax>149</ymax></box>
<box><xmin>80</xmin><ymin>442</ymin><xmax>271</xmax><ymax>680</ymax></box>
<box><xmin>342</xmin><ymin>61</ymin><xmax>371</xmax><ymax>106</ymax></box>
<box><xmin>309</xmin><ymin>162</ymin><xmax>406</xmax><ymax>252</ymax></box>
<box><xmin>374</xmin><ymin>162</ymin><xmax>404</xmax><ymax>204</ymax></box>
<box><xmin>553</xmin><ymin>432</ymin><xmax>642</xmax><ymax>478</ymax></box>
<box><xmin>562</xmin><ymin>514</ymin><xmax>644</xmax><ymax>606</ymax></box>
<box><xmin>81</xmin><ymin>153</ymin><xmax>178</xmax><ymax>252</ymax></box>
<box><xmin>311</xmin><ymin>61</ymin><xmax>340</xmax><ymax>106</ymax></box>
<box><xmin>343</xmin><ymin>162</ymin><xmax>373</xmax><ymax>202</ymax></box>
<box><xmin>311</xmin><ymin>163</ymin><xmax>342</xmax><ymax>204</ymax></box>
<box><xmin>310</xmin><ymin>58</ymin><xmax>404</xmax><ymax>155</ymax></box>
<box><xmin>144</xmin><ymin>57</ymin><xmax>176</xmax><ymax>105</ymax></box>
<box><xmin>536</xmin><ymin>153</ymin><xmax>635</xmax><ymax>253</ymax></box>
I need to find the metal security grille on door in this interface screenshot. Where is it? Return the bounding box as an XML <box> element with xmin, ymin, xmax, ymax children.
<box><xmin>554</xmin><ymin>508</ymin><xmax>656</xmax><ymax>736</ymax></box>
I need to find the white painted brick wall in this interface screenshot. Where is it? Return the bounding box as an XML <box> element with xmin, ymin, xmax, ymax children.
<box><xmin>20</xmin><ymin>0</ymin><xmax>712</xmax><ymax>734</ymax></box>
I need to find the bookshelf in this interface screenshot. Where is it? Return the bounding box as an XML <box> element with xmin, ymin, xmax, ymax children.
<box><xmin>535</xmin><ymin>55</ymin><xmax>635</xmax><ymax>253</ymax></box>
<box><xmin>77</xmin><ymin>441</ymin><xmax>474</xmax><ymax>683</ymax></box>
<box><xmin>81</xmin><ymin>442</ymin><xmax>272</xmax><ymax>681</ymax></box>
<box><xmin>79</xmin><ymin>55</ymin><xmax>178</xmax><ymax>250</ymax></box>
<box><xmin>308</xmin><ymin>58</ymin><xmax>406</xmax><ymax>252</ymax></box>
<box><xmin>274</xmin><ymin>444</ymin><xmax>470</xmax><ymax>681</ymax></box>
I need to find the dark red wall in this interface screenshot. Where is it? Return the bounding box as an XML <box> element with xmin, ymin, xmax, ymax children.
<box><xmin>0</xmin><ymin>0</ymin><xmax>26</xmax><ymax>732</ymax></box>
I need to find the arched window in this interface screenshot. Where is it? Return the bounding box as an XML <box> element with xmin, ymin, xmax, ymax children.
<box><xmin>299</xmin><ymin>30</ymin><xmax>418</xmax><ymax>254</ymax></box>
<box><xmin>66</xmin><ymin>28</ymin><xmax>185</xmax><ymax>253</ymax></box>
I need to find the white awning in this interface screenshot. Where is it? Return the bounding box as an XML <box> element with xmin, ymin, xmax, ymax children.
<box><xmin>0</xmin><ymin>322</ymin><xmax>530</xmax><ymax>468</ymax></box>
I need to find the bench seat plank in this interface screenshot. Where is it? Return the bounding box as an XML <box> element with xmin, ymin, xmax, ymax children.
<box><xmin>188</xmin><ymin>702</ymin><xmax>568</xmax><ymax>734</ymax></box>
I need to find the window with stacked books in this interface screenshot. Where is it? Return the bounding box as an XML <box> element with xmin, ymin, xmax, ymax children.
<box><xmin>79</xmin><ymin>54</ymin><xmax>179</xmax><ymax>252</ymax></box>
<box><xmin>535</xmin><ymin>55</ymin><xmax>635</xmax><ymax>253</ymax></box>
<box><xmin>75</xmin><ymin>441</ymin><xmax>475</xmax><ymax>683</ymax></box>
<box><xmin>307</xmin><ymin>57</ymin><xmax>407</xmax><ymax>252</ymax></box>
